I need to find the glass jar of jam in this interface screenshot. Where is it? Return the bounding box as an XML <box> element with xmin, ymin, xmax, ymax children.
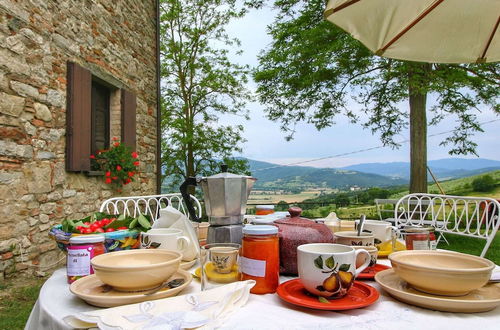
<box><xmin>401</xmin><ymin>228</ymin><xmax>430</xmax><ymax>250</ymax></box>
<box><xmin>255</xmin><ymin>205</ymin><xmax>275</xmax><ymax>216</ymax></box>
<box><xmin>240</xmin><ymin>225</ymin><xmax>279</xmax><ymax>294</ymax></box>
<box><xmin>67</xmin><ymin>235</ymin><xmax>106</xmax><ymax>283</ymax></box>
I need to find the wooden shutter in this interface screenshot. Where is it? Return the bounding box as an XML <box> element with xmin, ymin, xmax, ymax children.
<box><xmin>121</xmin><ymin>89</ymin><xmax>136</xmax><ymax>150</ymax></box>
<box><xmin>66</xmin><ymin>62</ymin><xmax>92</xmax><ymax>172</ymax></box>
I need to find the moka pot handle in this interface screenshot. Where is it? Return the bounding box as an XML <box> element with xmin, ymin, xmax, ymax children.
<box><xmin>180</xmin><ymin>177</ymin><xmax>199</xmax><ymax>222</ymax></box>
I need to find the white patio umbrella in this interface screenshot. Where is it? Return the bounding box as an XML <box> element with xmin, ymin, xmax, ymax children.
<box><xmin>324</xmin><ymin>0</ymin><xmax>500</xmax><ymax>64</ymax></box>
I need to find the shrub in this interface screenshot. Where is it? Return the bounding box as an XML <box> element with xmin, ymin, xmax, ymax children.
<box><xmin>471</xmin><ymin>175</ymin><xmax>496</xmax><ymax>192</ymax></box>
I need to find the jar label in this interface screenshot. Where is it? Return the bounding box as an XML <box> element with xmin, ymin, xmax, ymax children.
<box><xmin>67</xmin><ymin>248</ymin><xmax>91</xmax><ymax>276</ymax></box>
<box><xmin>412</xmin><ymin>240</ymin><xmax>430</xmax><ymax>250</ymax></box>
<box><xmin>240</xmin><ymin>256</ymin><xmax>266</xmax><ymax>277</ymax></box>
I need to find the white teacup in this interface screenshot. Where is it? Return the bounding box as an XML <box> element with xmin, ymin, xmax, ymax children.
<box><xmin>140</xmin><ymin>228</ymin><xmax>190</xmax><ymax>256</ymax></box>
<box><xmin>334</xmin><ymin>231</ymin><xmax>374</xmax><ymax>246</ymax></box>
<box><xmin>209</xmin><ymin>246</ymin><xmax>239</xmax><ymax>274</ymax></box>
<box><xmin>297</xmin><ymin>243</ymin><xmax>370</xmax><ymax>298</ymax></box>
<box><xmin>355</xmin><ymin>220</ymin><xmax>393</xmax><ymax>245</ymax></box>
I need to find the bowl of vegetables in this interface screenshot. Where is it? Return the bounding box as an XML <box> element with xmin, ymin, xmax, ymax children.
<box><xmin>49</xmin><ymin>212</ymin><xmax>152</xmax><ymax>253</ymax></box>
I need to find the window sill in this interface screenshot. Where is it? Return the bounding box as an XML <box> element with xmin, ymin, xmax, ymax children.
<box><xmin>86</xmin><ymin>171</ymin><xmax>104</xmax><ymax>177</ymax></box>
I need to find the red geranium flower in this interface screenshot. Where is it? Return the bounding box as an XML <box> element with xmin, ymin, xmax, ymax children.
<box><xmin>112</xmin><ymin>176</ymin><xmax>118</xmax><ymax>180</ymax></box>
<box><xmin>128</xmin><ymin>171</ymin><xmax>135</xmax><ymax>177</ymax></box>
<box><xmin>133</xmin><ymin>161</ymin><xmax>139</xmax><ymax>166</ymax></box>
<box><xmin>131</xmin><ymin>152</ymin><xmax>138</xmax><ymax>159</ymax></box>
<box><xmin>112</xmin><ymin>137</ymin><xmax>118</xmax><ymax>141</ymax></box>
<box><xmin>116</xmin><ymin>165</ymin><xmax>122</xmax><ymax>171</ymax></box>
<box><xmin>105</xmin><ymin>178</ymin><xmax>112</xmax><ymax>184</ymax></box>
<box><xmin>105</xmin><ymin>171</ymin><xmax>111</xmax><ymax>177</ymax></box>
<box><xmin>90</xmin><ymin>154</ymin><xmax>95</xmax><ymax>159</ymax></box>
<box><xmin>114</xmin><ymin>142</ymin><xmax>120</xmax><ymax>147</ymax></box>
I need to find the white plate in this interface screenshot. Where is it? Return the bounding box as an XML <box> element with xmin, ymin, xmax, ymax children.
<box><xmin>70</xmin><ymin>269</ymin><xmax>192</xmax><ymax>308</ymax></box>
<box><xmin>375</xmin><ymin>269</ymin><xmax>500</xmax><ymax>313</ymax></box>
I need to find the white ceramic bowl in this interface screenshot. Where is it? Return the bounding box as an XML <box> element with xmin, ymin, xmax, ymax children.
<box><xmin>389</xmin><ymin>250</ymin><xmax>494</xmax><ymax>296</ymax></box>
<box><xmin>334</xmin><ymin>231</ymin><xmax>374</xmax><ymax>246</ymax></box>
<box><xmin>91</xmin><ymin>249</ymin><xmax>182</xmax><ymax>291</ymax></box>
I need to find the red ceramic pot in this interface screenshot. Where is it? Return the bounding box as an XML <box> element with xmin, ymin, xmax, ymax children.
<box><xmin>273</xmin><ymin>207</ymin><xmax>334</xmax><ymax>275</ymax></box>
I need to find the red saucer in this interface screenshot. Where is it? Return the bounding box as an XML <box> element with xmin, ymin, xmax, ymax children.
<box><xmin>276</xmin><ymin>279</ymin><xmax>379</xmax><ymax>310</ymax></box>
<box><xmin>357</xmin><ymin>264</ymin><xmax>391</xmax><ymax>280</ymax></box>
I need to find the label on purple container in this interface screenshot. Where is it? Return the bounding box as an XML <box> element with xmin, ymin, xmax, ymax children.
<box><xmin>67</xmin><ymin>245</ymin><xmax>94</xmax><ymax>276</ymax></box>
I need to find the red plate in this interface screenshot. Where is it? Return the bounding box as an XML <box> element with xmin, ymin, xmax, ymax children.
<box><xmin>357</xmin><ymin>264</ymin><xmax>391</xmax><ymax>280</ymax></box>
<box><xmin>276</xmin><ymin>279</ymin><xmax>379</xmax><ymax>310</ymax></box>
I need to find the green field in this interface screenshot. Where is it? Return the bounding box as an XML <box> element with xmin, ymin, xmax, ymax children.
<box><xmin>391</xmin><ymin>170</ymin><xmax>500</xmax><ymax>199</ymax></box>
<box><xmin>248</xmin><ymin>188</ymin><xmax>337</xmax><ymax>204</ymax></box>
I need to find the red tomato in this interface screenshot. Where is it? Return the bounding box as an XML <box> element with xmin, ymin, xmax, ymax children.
<box><xmin>83</xmin><ymin>222</ymin><xmax>90</xmax><ymax>226</ymax></box>
<box><xmin>83</xmin><ymin>228</ymin><xmax>92</xmax><ymax>234</ymax></box>
<box><xmin>79</xmin><ymin>229</ymin><xmax>85</xmax><ymax>234</ymax></box>
<box><xmin>90</xmin><ymin>224</ymin><xmax>98</xmax><ymax>231</ymax></box>
<box><xmin>95</xmin><ymin>228</ymin><xmax>105</xmax><ymax>233</ymax></box>
<box><xmin>117</xmin><ymin>226</ymin><xmax>128</xmax><ymax>230</ymax></box>
<box><xmin>105</xmin><ymin>228</ymin><xmax>115</xmax><ymax>232</ymax></box>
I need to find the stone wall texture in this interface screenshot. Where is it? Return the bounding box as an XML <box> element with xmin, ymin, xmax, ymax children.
<box><xmin>0</xmin><ymin>0</ymin><xmax>158</xmax><ymax>280</ymax></box>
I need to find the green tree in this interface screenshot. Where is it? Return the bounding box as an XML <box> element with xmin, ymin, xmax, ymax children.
<box><xmin>276</xmin><ymin>200</ymin><xmax>290</xmax><ymax>211</ymax></box>
<box><xmin>253</xmin><ymin>0</ymin><xmax>499</xmax><ymax>193</ymax></box>
<box><xmin>159</xmin><ymin>0</ymin><xmax>252</xmax><ymax>190</ymax></box>
<box><xmin>471</xmin><ymin>175</ymin><xmax>496</xmax><ymax>192</ymax></box>
<box><xmin>334</xmin><ymin>193</ymin><xmax>350</xmax><ymax>207</ymax></box>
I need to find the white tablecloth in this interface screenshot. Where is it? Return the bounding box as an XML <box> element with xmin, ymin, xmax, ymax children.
<box><xmin>26</xmin><ymin>259</ymin><xmax>500</xmax><ymax>330</ymax></box>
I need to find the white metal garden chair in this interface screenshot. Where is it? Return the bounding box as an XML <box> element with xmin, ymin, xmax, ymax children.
<box><xmin>394</xmin><ymin>193</ymin><xmax>500</xmax><ymax>257</ymax></box>
<box><xmin>99</xmin><ymin>193</ymin><xmax>202</xmax><ymax>221</ymax></box>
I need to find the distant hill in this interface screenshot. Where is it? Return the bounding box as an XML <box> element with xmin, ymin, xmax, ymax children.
<box><xmin>341</xmin><ymin>158</ymin><xmax>500</xmax><ymax>180</ymax></box>
<box><xmin>248</xmin><ymin>159</ymin><xmax>407</xmax><ymax>190</ymax></box>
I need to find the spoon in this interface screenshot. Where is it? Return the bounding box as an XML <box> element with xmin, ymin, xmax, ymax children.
<box><xmin>357</xmin><ymin>214</ymin><xmax>366</xmax><ymax>237</ymax></box>
<box><xmin>143</xmin><ymin>278</ymin><xmax>185</xmax><ymax>296</ymax></box>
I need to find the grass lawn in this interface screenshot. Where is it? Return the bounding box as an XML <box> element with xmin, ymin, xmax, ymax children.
<box><xmin>0</xmin><ymin>279</ymin><xmax>44</xmax><ymax>330</ymax></box>
<box><xmin>438</xmin><ymin>233</ymin><xmax>500</xmax><ymax>265</ymax></box>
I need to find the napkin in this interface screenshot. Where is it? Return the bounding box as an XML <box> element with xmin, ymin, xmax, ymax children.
<box><xmin>152</xmin><ymin>206</ymin><xmax>200</xmax><ymax>261</ymax></box>
<box><xmin>64</xmin><ymin>280</ymin><xmax>256</xmax><ymax>330</ymax></box>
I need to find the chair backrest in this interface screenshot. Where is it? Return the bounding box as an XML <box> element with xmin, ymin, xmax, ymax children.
<box><xmin>99</xmin><ymin>193</ymin><xmax>202</xmax><ymax>221</ymax></box>
<box><xmin>394</xmin><ymin>193</ymin><xmax>500</xmax><ymax>257</ymax></box>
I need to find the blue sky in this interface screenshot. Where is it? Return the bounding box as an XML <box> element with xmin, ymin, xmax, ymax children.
<box><xmin>219</xmin><ymin>6</ymin><xmax>500</xmax><ymax>168</ymax></box>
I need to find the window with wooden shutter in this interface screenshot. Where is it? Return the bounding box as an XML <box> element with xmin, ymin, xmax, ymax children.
<box><xmin>66</xmin><ymin>61</ymin><xmax>137</xmax><ymax>172</ymax></box>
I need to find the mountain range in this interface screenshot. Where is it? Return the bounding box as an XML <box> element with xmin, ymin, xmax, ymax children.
<box><xmin>248</xmin><ymin>158</ymin><xmax>500</xmax><ymax>190</ymax></box>
<box><xmin>341</xmin><ymin>158</ymin><xmax>500</xmax><ymax>180</ymax></box>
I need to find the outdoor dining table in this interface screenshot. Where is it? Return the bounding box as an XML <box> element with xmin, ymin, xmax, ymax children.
<box><xmin>25</xmin><ymin>258</ymin><xmax>500</xmax><ymax>330</ymax></box>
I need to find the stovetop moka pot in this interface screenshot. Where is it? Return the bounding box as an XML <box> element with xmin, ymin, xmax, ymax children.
<box><xmin>180</xmin><ymin>165</ymin><xmax>257</xmax><ymax>226</ymax></box>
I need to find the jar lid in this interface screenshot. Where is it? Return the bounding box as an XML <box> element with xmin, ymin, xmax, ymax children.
<box><xmin>243</xmin><ymin>225</ymin><xmax>278</xmax><ymax>235</ymax></box>
<box><xmin>69</xmin><ymin>234</ymin><xmax>105</xmax><ymax>244</ymax></box>
<box><xmin>256</xmin><ymin>205</ymin><xmax>274</xmax><ymax>210</ymax></box>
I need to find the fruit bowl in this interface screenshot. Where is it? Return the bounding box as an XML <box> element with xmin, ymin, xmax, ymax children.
<box><xmin>389</xmin><ymin>250</ymin><xmax>494</xmax><ymax>296</ymax></box>
<box><xmin>91</xmin><ymin>249</ymin><xmax>182</xmax><ymax>291</ymax></box>
<box><xmin>49</xmin><ymin>224</ymin><xmax>140</xmax><ymax>253</ymax></box>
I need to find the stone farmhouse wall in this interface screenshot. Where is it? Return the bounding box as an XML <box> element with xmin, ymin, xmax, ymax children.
<box><xmin>0</xmin><ymin>0</ymin><xmax>158</xmax><ymax>280</ymax></box>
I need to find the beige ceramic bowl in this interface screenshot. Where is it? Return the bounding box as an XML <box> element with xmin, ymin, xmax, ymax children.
<box><xmin>91</xmin><ymin>249</ymin><xmax>182</xmax><ymax>292</ymax></box>
<box><xmin>389</xmin><ymin>250</ymin><xmax>494</xmax><ymax>296</ymax></box>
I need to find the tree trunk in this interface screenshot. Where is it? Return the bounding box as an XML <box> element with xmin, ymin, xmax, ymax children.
<box><xmin>408</xmin><ymin>63</ymin><xmax>430</xmax><ymax>193</ymax></box>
